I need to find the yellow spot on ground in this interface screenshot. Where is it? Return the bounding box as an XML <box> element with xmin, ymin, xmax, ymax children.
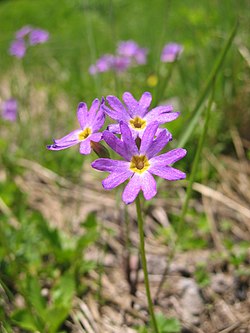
<box><xmin>78</xmin><ymin>127</ymin><xmax>92</xmax><ymax>141</ymax></box>
<box><xmin>129</xmin><ymin>116</ymin><xmax>146</xmax><ymax>130</ymax></box>
<box><xmin>130</xmin><ymin>155</ymin><xmax>150</xmax><ymax>174</ymax></box>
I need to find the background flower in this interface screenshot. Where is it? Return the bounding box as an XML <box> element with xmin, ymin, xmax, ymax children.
<box><xmin>1</xmin><ymin>98</ymin><xmax>18</xmax><ymax>122</ymax></box>
<box><xmin>9</xmin><ymin>39</ymin><xmax>26</xmax><ymax>58</ymax></box>
<box><xmin>161</xmin><ymin>42</ymin><xmax>183</xmax><ymax>62</ymax></box>
<box><xmin>29</xmin><ymin>29</ymin><xmax>49</xmax><ymax>45</ymax></box>
<box><xmin>9</xmin><ymin>26</ymin><xmax>49</xmax><ymax>58</ymax></box>
<box><xmin>117</xmin><ymin>40</ymin><xmax>148</xmax><ymax>65</ymax></box>
<box><xmin>15</xmin><ymin>25</ymin><xmax>32</xmax><ymax>39</ymax></box>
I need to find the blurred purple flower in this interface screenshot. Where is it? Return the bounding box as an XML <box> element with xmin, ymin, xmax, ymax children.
<box><xmin>10</xmin><ymin>26</ymin><xmax>49</xmax><ymax>58</ymax></box>
<box><xmin>161</xmin><ymin>43</ymin><xmax>183</xmax><ymax>63</ymax></box>
<box><xmin>103</xmin><ymin>91</ymin><xmax>179</xmax><ymax>139</ymax></box>
<box><xmin>117</xmin><ymin>40</ymin><xmax>148</xmax><ymax>65</ymax></box>
<box><xmin>92</xmin><ymin>121</ymin><xmax>186</xmax><ymax>204</ymax></box>
<box><xmin>89</xmin><ymin>54</ymin><xmax>114</xmax><ymax>75</ymax></box>
<box><xmin>89</xmin><ymin>41</ymin><xmax>147</xmax><ymax>75</ymax></box>
<box><xmin>112</xmin><ymin>56</ymin><xmax>131</xmax><ymax>72</ymax></box>
<box><xmin>15</xmin><ymin>25</ymin><xmax>32</xmax><ymax>39</ymax></box>
<box><xmin>29</xmin><ymin>29</ymin><xmax>49</xmax><ymax>45</ymax></box>
<box><xmin>47</xmin><ymin>98</ymin><xmax>105</xmax><ymax>155</ymax></box>
<box><xmin>1</xmin><ymin>99</ymin><xmax>18</xmax><ymax>122</ymax></box>
<box><xmin>9</xmin><ymin>39</ymin><xmax>26</xmax><ymax>58</ymax></box>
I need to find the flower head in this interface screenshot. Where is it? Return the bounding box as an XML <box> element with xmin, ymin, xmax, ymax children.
<box><xmin>92</xmin><ymin>121</ymin><xmax>186</xmax><ymax>204</ymax></box>
<box><xmin>9</xmin><ymin>39</ymin><xmax>26</xmax><ymax>58</ymax></box>
<box><xmin>89</xmin><ymin>54</ymin><xmax>114</xmax><ymax>75</ymax></box>
<box><xmin>161</xmin><ymin>43</ymin><xmax>183</xmax><ymax>63</ymax></box>
<box><xmin>1</xmin><ymin>98</ymin><xmax>18</xmax><ymax>122</ymax></box>
<box><xmin>112</xmin><ymin>56</ymin><xmax>131</xmax><ymax>72</ymax></box>
<box><xmin>9</xmin><ymin>26</ymin><xmax>49</xmax><ymax>58</ymax></box>
<box><xmin>103</xmin><ymin>91</ymin><xmax>179</xmax><ymax>139</ymax></box>
<box><xmin>47</xmin><ymin>98</ymin><xmax>105</xmax><ymax>155</ymax></box>
<box><xmin>117</xmin><ymin>40</ymin><xmax>148</xmax><ymax>65</ymax></box>
<box><xmin>29</xmin><ymin>29</ymin><xmax>49</xmax><ymax>45</ymax></box>
<box><xmin>15</xmin><ymin>25</ymin><xmax>32</xmax><ymax>39</ymax></box>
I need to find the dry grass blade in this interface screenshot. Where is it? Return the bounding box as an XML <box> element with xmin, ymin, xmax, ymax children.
<box><xmin>192</xmin><ymin>182</ymin><xmax>250</xmax><ymax>225</ymax></box>
<box><xmin>202</xmin><ymin>196</ymin><xmax>226</xmax><ymax>253</ymax></box>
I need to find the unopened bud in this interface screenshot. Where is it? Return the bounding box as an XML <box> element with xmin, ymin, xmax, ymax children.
<box><xmin>91</xmin><ymin>141</ymin><xmax>110</xmax><ymax>158</ymax></box>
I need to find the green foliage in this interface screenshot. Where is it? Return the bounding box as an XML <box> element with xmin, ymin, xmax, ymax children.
<box><xmin>137</xmin><ymin>314</ymin><xmax>181</xmax><ymax>333</ymax></box>
<box><xmin>0</xmin><ymin>208</ymin><xmax>100</xmax><ymax>332</ymax></box>
<box><xmin>194</xmin><ymin>263</ymin><xmax>211</xmax><ymax>287</ymax></box>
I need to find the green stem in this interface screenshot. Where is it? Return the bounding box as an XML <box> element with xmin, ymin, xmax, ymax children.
<box><xmin>135</xmin><ymin>196</ymin><xmax>159</xmax><ymax>333</ymax></box>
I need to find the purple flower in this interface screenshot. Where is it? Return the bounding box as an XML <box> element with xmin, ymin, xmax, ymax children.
<box><xmin>1</xmin><ymin>99</ymin><xmax>18</xmax><ymax>122</ymax></box>
<box><xmin>15</xmin><ymin>25</ymin><xmax>32</xmax><ymax>39</ymax></box>
<box><xmin>89</xmin><ymin>54</ymin><xmax>115</xmax><ymax>75</ymax></box>
<box><xmin>9</xmin><ymin>39</ymin><xmax>26</xmax><ymax>58</ymax></box>
<box><xmin>29</xmin><ymin>29</ymin><xmax>49</xmax><ymax>45</ymax></box>
<box><xmin>117</xmin><ymin>40</ymin><xmax>148</xmax><ymax>65</ymax></box>
<box><xmin>117</xmin><ymin>41</ymin><xmax>139</xmax><ymax>57</ymax></box>
<box><xmin>112</xmin><ymin>56</ymin><xmax>131</xmax><ymax>72</ymax></box>
<box><xmin>47</xmin><ymin>99</ymin><xmax>105</xmax><ymax>155</ymax></box>
<box><xmin>92</xmin><ymin>121</ymin><xmax>186</xmax><ymax>204</ymax></box>
<box><xmin>103</xmin><ymin>91</ymin><xmax>179</xmax><ymax>139</ymax></box>
<box><xmin>161</xmin><ymin>43</ymin><xmax>183</xmax><ymax>63</ymax></box>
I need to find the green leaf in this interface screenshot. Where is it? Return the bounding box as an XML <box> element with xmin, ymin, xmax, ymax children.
<box><xmin>11</xmin><ymin>309</ymin><xmax>39</xmax><ymax>332</ymax></box>
<box><xmin>45</xmin><ymin>306</ymin><xmax>70</xmax><ymax>333</ymax></box>
<box><xmin>155</xmin><ymin>314</ymin><xmax>181</xmax><ymax>333</ymax></box>
<box><xmin>51</xmin><ymin>272</ymin><xmax>75</xmax><ymax>307</ymax></box>
<box><xmin>76</xmin><ymin>229</ymin><xmax>99</xmax><ymax>255</ymax></box>
<box><xmin>81</xmin><ymin>212</ymin><xmax>98</xmax><ymax>230</ymax></box>
<box><xmin>24</xmin><ymin>276</ymin><xmax>46</xmax><ymax>321</ymax></box>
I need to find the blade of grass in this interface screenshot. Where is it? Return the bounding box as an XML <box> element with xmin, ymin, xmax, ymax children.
<box><xmin>177</xmin><ymin>20</ymin><xmax>238</xmax><ymax>148</ymax></box>
<box><xmin>154</xmin><ymin>60</ymin><xmax>176</xmax><ymax>106</ymax></box>
<box><xmin>85</xmin><ymin>0</ymin><xmax>102</xmax><ymax>96</ymax></box>
<box><xmin>178</xmin><ymin>81</ymin><xmax>215</xmax><ymax>237</ymax></box>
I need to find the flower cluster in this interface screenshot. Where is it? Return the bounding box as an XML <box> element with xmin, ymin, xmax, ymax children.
<box><xmin>89</xmin><ymin>40</ymin><xmax>147</xmax><ymax>75</ymax></box>
<box><xmin>1</xmin><ymin>98</ymin><xmax>18</xmax><ymax>122</ymax></box>
<box><xmin>89</xmin><ymin>40</ymin><xmax>183</xmax><ymax>75</ymax></box>
<box><xmin>9</xmin><ymin>25</ymin><xmax>49</xmax><ymax>58</ymax></box>
<box><xmin>47</xmin><ymin>92</ymin><xmax>186</xmax><ymax>204</ymax></box>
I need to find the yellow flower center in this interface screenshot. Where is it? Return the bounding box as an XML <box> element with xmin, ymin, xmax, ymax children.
<box><xmin>78</xmin><ymin>127</ymin><xmax>92</xmax><ymax>141</ymax></box>
<box><xmin>130</xmin><ymin>155</ymin><xmax>150</xmax><ymax>174</ymax></box>
<box><xmin>129</xmin><ymin>116</ymin><xmax>146</xmax><ymax>130</ymax></box>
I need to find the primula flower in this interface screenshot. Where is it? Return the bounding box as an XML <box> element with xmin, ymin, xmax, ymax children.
<box><xmin>103</xmin><ymin>91</ymin><xmax>179</xmax><ymax>139</ymax></box>
<box><xmin>47</xmin><ymin>99</ymin><xmax>105</xmax><ymax>155</ymax></box>
<box><xmin>9</xmin><ymin>39</ymin><xmax>26</xmax><ymax>58</ymax></box>
<box><xmin>117</xmin><ymin>40</ymin><xmax>148</xmax><ymax>65</ymax></box>
<box><xmin>89</xmin><ymin>54</ymin><xmax>130</xmax><ymax>75</ymax></box>
<box><xmin>29</xmin><ymin>29</ymin><xmax>49</xmax><ymax>45</ymax></box>
<box><xmin>1</xmin><ymin>98</ymin><xmax>18</xmax><ymax>122</ymax></box>
<box><xmin>112</xmin><ymin>56</ymin><xmax>131</xmax><ymax>72</ymax></box>
<box><xmin>15</xmin><ymin>26</ymin><xmax>32</xmax><ymax>39</ymax></box>
<box><xmin>161</xmin><ymin>43</ymin><xmax>183</xmax><ymax>63</ymax></box>
<box><xmin>89</xmin><ymin>54</ymin><xmax>115</xmax><ymax>75</ymax></box>
<box><xmin>9</xmin><ymin>26</ymin><xmax>49</xmax><ymax>58</ymax></box>
<box><xmin>92</xmin><ymin>121</ymin><xmax>186</xmax><ymax>204</ymax></box>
